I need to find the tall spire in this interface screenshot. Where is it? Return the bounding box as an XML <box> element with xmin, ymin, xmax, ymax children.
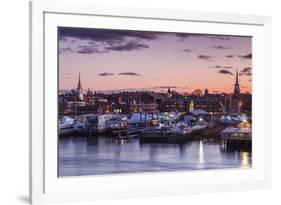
<box><xmin>77</xmin><ymin>72</ymin><xmax>82</xmax><ymax>89</ymax></box>
<box><xmin>235</xmin><ymin>69</ymin><xmax>239</xmax><ymax>84</ymax></box>
<box><xmin>233</xmin><ymin>69</ymin><xmax>240</xmax><ymax>98</ymax></box>
<box><xmin>76</xmin><ymin>72</ymin><xmax>84</xmax><ymax>101</ymax></box>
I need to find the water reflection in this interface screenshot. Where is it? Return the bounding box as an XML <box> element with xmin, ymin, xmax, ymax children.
<box><xmin>199</xmin><ymin>140</ymin><xmax>204</xmax><ymax>164</ymax></box>
<box><xmin>240</xmin><ymin>152</ymin><xmax>250</xmax><ymax>168</ymax></box>
<box><xmin>59</xmin><ymin>136</ymin><xmax>252</xmax><ymax>177</ymax></box>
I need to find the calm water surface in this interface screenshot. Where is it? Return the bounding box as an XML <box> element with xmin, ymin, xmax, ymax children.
<box><xmin>58</xmin><ymin>136</ymin><xmax>251</xmax><ymax>177</ymax></box>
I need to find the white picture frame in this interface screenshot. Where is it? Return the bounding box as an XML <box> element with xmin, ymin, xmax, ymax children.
<box><xmin>30</xmin><ymin>1</ymin><xmax>272</xmax><ymax>204</ymax></box>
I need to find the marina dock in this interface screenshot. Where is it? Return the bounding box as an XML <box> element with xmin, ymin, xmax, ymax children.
<box><xmin>111</xmin><ymin>128</ymin><xmax>144</xmax><ymax>140</ymax></box>
<box><xmin>58</xmin><ymin>111</ymin><xmax>251</xmax><ymax>149</ymax></box>
<box><xmin>221</xmin><ymin>127</ymin><xmax>252</xmax><ymax>150</ymax></box>
<box><xmin>139</xmin><ymin>128</ymin><xmax>191</xmax><ymax>143</ymax></box>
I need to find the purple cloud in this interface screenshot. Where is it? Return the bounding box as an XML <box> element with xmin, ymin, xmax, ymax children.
<box><xmin>119</xmin><ymin>72</ymin><xmax>141</xmax><ymax>76</ymax></box>
<box><xmin>59</xmin><ymin>47</ymin><xmax>73</xmax><ymax>54</ymax></box>
<box><xmin>213</xmin><ymin>45</ymin><xmax>231</xmax><ymax>49</ymax></box>
<box><xmin>198</xmin><ymin>55</ymin><xmax>213</xmax><ymax>61</ymax></box>
<box><xmin>218</xmin><ymin>69</ymin><xmax>233</xmax><ymax>75</ymax></box>
<box><xmin>175</xmin><ymin>33</ymin><xmax>231</xmax><ymax>41</ymax></box>
<box><xmin>182</xmin><ymin>49</ymin><xmax>192</xmax><ymax>52</ymax></box>
<box><xmin>158</xmin><ymin>86</ymin><xmax>178</xmax><ymax>89</ymax></box>
<box><xmin>237</xmin><ymin>53</ymin><xmax>252</xmax><ymax>59</ymax></box>
<box><xmin>98</xmin><ymin>72</ymin><xmax>114</xmax><ymax>77</ymax></box>
<box><xmin>239</xmin><ymin>67</ymin><xmax>252</xmax><ymax>76</ymax></box>
<box><xmin>209</xmin><ymin>65</ymin><xmax>233</xmax><ymax>69</ymax></box>
<box><xmin>59</xmin><ymin>27</ymin><xmax>158</xmax><ymax>42</ymax></box>
<box><xmin>106</xmin><ymin>41</ymin><xmax>149</xmax><ymax>51</ymax></box>
<box><xmin>226</xmin><ymin>54</ymin><xmax>234</xmax><ymax>58</ymax></box>
<box><xmin>76</xmin><ymin>45</ymin><xmax>108</xmax><ymax>54</ymax></box>
<box><xmin>210</xmin><ymin>36</ymin><xmax>231</xmax><ymax>40</ymax></box>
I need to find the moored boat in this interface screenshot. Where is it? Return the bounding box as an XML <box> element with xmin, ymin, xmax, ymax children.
<box><xmin>59</xmin><ymin>116</ymin><xmax>76</xmax><ymax>136</ymax></box>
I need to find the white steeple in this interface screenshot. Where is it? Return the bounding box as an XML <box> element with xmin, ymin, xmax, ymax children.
<box><xmin>77</xmin><ymin>72</ymin><xmax>83</xmax><ymax>101</ymax></box>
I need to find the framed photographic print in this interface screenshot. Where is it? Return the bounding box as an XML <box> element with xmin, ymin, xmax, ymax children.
<box><xmin>30</xmin><ymin>1</ymin><xmax>271</xmax><ymax>204</ymax></box>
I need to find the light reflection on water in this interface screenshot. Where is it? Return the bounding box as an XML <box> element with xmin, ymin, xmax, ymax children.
<box><xmin>240</xmin><ymin>152</ymin><xmax>251</xmax><ymax>168</ymax></box>
<box><xmin>58</xmin><ymin>136</ymin><xmax>251</xmax><ymax>177</ymax></box>
<box><xmin>199</xmin><ymin>140</ymin><xmax>204</xmax><ymax>164</ymax></box>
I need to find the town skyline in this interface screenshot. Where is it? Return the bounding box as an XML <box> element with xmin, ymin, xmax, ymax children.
<box><xmin>59</xmin><ymin>70</ymin><xmax>251</xmax><ymax>95</ymax></box>
<box><xmin>59</xmin><ymin>27</ymin><xmax>252</xmax><ymax>93</ymax></box>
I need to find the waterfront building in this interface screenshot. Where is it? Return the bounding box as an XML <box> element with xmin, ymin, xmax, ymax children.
<box><xmin>184</xmin><ymin>95</ymin><xmax>224</xmax><ymax>115</ymax></box>
<box><xmin>112</xmin><ymin>103</ymin><xmax>130</xmax><ymax>114</ymax></box>
<box><xmin>184</xmin><ymin>109</ymin><xmax>210</xmax><ymax>123</ymax></box>
<box><xmin>58</xmin><ymin>70</ymin><xmax>251</xmax><ymax>117</ymax></box>
<box><xmin>221</xmin><ymin>126</ymin><xmax>252</xmax><ymax>150</ymax></box>
<box><xmin>85</xmin><ymin>88</ymin><xmax>92</xmax><ymax>105</ymax></box>
<box><xmin>192</xmin><ymin>96</ymin><xmax>224</xmax><ymax>115</ymax></box>
<box><xmin>129</xmin><ymin>92</ymin><xmax>168</xmax><ymax>113</ymax></box>
<box><xmin>221</xmin><ymin>69</ymin><xmax>252</xmax><ymax>115</ymax></box>
<box><xmin>221</xmin><ymin>127</ymin><xmax>251</xmax><ymax>142</ymax></box>
<box><xmin>58</xmin><ymin>89</ymin><xmax>86</xmax><ymax>116</ymax></box>
<box><xmin>159</xmin><ymin>93</ymin><xmax>186</xmax><ymax>112</ymax></box>
<box><xmin>130</xmin><ymin>93</ymin><xmax>157</xmax><ymax>113</ymax></box>
<box><xmin>130</xmin><ymin>103</ymin><xmax>157</xmax><ymax>113</ymax></box>
<box><xmin>240</xmin><ymin>93</ymin><xmax>252</xmax><ymax>116</ymax></box>
<box><xmin>159</xmin><ymin>100</ymin><xmax>186</xmax><ymax>112</ymax></box>
<box><xmin>58</xmin><ymin>72</ymin><xmax>89</xmax><ymax>115</ymax></box>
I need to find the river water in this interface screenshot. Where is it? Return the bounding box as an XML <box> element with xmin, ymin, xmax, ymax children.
<box><xmin>58</xmin><ymin>136</ymin><xmax>251</xmax><ymax>177</ymax></box>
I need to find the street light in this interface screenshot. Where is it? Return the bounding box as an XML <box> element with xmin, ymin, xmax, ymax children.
<box><xmin>198</xmin><ymin>116</ymin><xmax>203</xmax><ymax>124</ymax></box>
<box><xmin>239</xmin><ymin>101</ymin><xmax>242</xmax><ymax>114</ymax></box>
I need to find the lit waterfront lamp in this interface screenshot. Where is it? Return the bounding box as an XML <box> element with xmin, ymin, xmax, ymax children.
<box><xmin>198</xmin><ymin>116</ymin><xmax>204</xmax><ymax>124</ymax></box>
<box><xmin>239</xmin><ymin>101</ymin><xmax>242</xmax><ymax>113</ymax></box>
<box><xmin>238</xmin><ymin>118</ymin><xmax>251</xmax><ymax>128</ymax></box>
<box><xmin>189</xmin><ymin>100</ymin><xmax>194</xmax><ymax>111</ymax></box>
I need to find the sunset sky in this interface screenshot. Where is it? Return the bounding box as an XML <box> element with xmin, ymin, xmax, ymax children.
<box><xmin>59</xmin><ymin>27</ymin><xmax>252</xmax><ymax>94</ymax></box>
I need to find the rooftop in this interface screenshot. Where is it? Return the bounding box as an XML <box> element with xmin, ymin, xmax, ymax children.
<box><xmin>189</xmin><ymin>109</ymin><xmax>209</xmax><ymax>116</ymax></box>
<box><xmin>222</xmin><ymin>127</ymin><xmax>251</xmax><ymax>133</ymax></box>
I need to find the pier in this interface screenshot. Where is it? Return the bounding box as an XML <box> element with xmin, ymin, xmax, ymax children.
<box><xmin>111</xmin><ymin>128</ymin><xmax>144</xmax><ymax>140</ymax></box>
<box><xmin>139</xmin><ymin>128</ymin><xmax>191</xmax><ymax>143</ymax></box>
<box><xmin>221</xmin><ymin>127</ymin><xmax>252</xmax><ymax>150</ymax></box>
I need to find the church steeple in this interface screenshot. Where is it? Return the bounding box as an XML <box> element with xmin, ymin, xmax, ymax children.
<box><xmin>235</xmin><ymin>69</ymin><xmax>239</xmax><ymax>84</ymax></box>
<box><xmin>167</xmin><ymin>87</ymin><xmax>172</xmax><ymax>98</ymax></box>
<box><xmin>76</xmin><ymin>72</ymin><xmax>83</xmax><ymax>101</ymax></box>
<box><xmin>77</xmin><ymin>72</ymin><xmax>82</xmax><ymax>90</ymax></box>
<box><xmin>233</xmin><ymin>69</ymin><xmax>240</xmax><ymax>98</ymax></box>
